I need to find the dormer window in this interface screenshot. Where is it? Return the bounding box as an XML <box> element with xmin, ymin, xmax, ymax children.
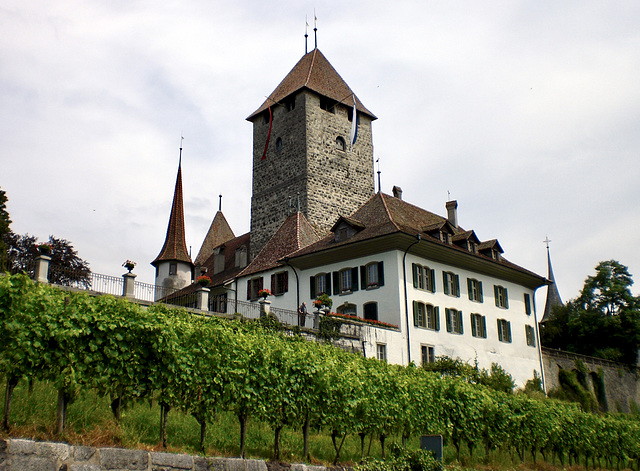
<box><xmin>213</xmin><ymin>246</ymin><xmax>225</xmax><ymax>275</ymax></box>
<box><xmin>331</xmin><ymin>216</ymin><xmax>365</xmax><ymax>243</ymax></box>
<box><xmin>441</xmin><ymin>231</ymin><xmax>450</xmax><ymax>244</ymax></box>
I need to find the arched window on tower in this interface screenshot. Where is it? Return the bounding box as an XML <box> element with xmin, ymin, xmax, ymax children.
<box><xmin>276</xmin><ymin>137</ymin><xmax>282</xmax><ymax>152</ymax></box>
<box><xmin>336</xmin><ymin>136</ymin><xmax>346</xmax><ymax>152</ymax></box>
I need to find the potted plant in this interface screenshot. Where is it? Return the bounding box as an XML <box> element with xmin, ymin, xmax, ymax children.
<box><xmin>196</xmin><ymin>275</ymin><xmax>211</xmax><ymax>287</ymax></box>
<box><xmin>37</xmin><ymin>243</ymin><xmax>52</xmax><ymax>255</ymax></box>
<box><xmin>122</xmin><ymin>260</ymin><xmax>136</xmax><ymax>272</ymax></box>
<box><xmin>314</xmin><ymin>293</ymin><xmax>333</xmax><ymax>311</ymax></box>
<box><xmin>258</xmin><ymin>288</ymin><xmax>272</xmax><ymax>300</ymax></box>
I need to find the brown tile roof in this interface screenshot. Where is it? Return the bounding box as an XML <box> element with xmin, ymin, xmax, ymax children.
<box><xmin>152</xmin><ymin>162</ymin><xmax>192</xmax><ymax>266</ymax></box>
<box><xmin>478</xmin><ymin>239</ymin><xmax>504</xmax><ymax>253</ymax></box>
<box><xmin>452</xmin><ymin>230</ymin><xmax>480</xmax><ymax>244</ymax></box>
<box><xmin>239</xmin><ymin>212</ymin><xmax>320</xmax><ymax>277</ymax></box>
<box><xmin>247</xmin><ymin>48</ymin><xmax>376</xmax><ymax>121</ymax></box>
<box><xmin>194</xmin><ymin>211</ymin><xmax>235</xmax><ymax>266</ymax></box>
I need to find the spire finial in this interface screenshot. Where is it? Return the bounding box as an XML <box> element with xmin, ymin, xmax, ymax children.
<box><xmin>305</xmin><ymin>16</ymin><xmax>309</xmax><ymax>54</ymax></box>
<box><xmin>219</xmin><ymin>194</ymin><xmax>222</xmax><ymax>212</ymax></box>
<box><xmin>376</xmin><ymin>158</ymin><xmax>381</xmax><ymax>193</ymax></box>
<box><xmin>313</xmin><ymin>10</ymin><xmax>318</xmax><ymax>49</ymax></box>
<box><xmin>179</xmin><ymin>135</ymin><xmax>184</xmax><ymax>165</ymax></box>
<box><xmin>544</xmin><ymin>235</ymin><xmax>551</xmax><ymax>250</ymax></box>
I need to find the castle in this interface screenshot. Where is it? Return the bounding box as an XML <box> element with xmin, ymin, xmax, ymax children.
<box><xmin>151</xmin><ymin>45</ymin><xmax>549</xmax><ymax>387</ymax></box>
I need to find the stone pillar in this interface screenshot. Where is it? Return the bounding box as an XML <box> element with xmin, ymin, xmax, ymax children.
<box><xmin>313</xmin><ymin>309</ymin><xmax>321</xmax><ymax>329</ymax></box>
<box><xmin>34</xmin><ymin>254</ymin><xmax>51</xmax><ymax>283</ymax></box>
<box><xmin>196</xmin><ymin>286</ymin><xmax>210</xmax><ymax>311</ymax></box>
<box><xmin>259</xmin><ymin>299</ymin><xmax>271</xmax><ymax>317</ymax></box>
<box><xmin>123</xmin><ymin>272</ymin><xmax>136</xmax><ymax>298</ymax></box>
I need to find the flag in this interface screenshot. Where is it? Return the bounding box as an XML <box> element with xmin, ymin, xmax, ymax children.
<box><xmin>261</xmin><ymin>106</ymin><xmax>272</xmax><ymax>160</ymax></box>
<box><xmin>349</xmin><ymin>96</ymin><xmax>358</xmax><ymax>151</ymax></box>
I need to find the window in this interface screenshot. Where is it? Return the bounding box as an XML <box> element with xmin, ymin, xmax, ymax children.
<box><xmin>169</xmin><ymin>262</ymin><xmax>177</xmax><ymax>275</ymax></box>
<box><xmin>412</xmin><ymin>264</ymin><xmax>435</xmax><ymax>292</ymax></box>
<box><xmin>247</xmin><ymin>277</ymin><xmax>264</xmax><ymax>301</ymax></box>
<box><xmin>376</xmin><ymin>343</ymin><xmax>387</xmax><ymax>361</ymax></box>
<box><xmin>421</xmin><ymin>345</ymin><xmax>435</xmax><ymax>365</ymax></box>
<box><xmin>413</xmin><ymin>301</ymin><xmax>439</xmax><ymax>330</ymax></box>
<box><xmin>320</xmin><ymin>96</ymin><xmax>336</xmax><ymax>113</ymax></box>
<box><xmin>310</xmin><ymin>273</ymin><xmax>331</xmax><ymax>298</ymax></box>
<box><xmin>271</xmin><ymin>271</ymin><xmax>288</xmax><ymax>295</ymax></box>
<box><xmin>497</xmin><ymin>319</ymin><xmax>512</xmax><ymax>343</ymax></box>
<box><xmin>361</xmin><ymin>261</ymin><xmax>384</xmax><ymax>289</ymax></box>
<box><xmin>364</xmin><ymin>302</ymin><xmax>378</xmax><ymax>321</ymax></box>
<box><xmin>333</xmin><ymin>268</ymin><xmax>359</xmax><ymax>294</ymax></box>
<box><xmin>276</xmin><ymin>137</ymin><xmax>283</xmax><ymax>152</ymax></box>
<box><xmin>524</xmin><ymin>293</ymin><xmax>532</xmax><ymax>315</ymax></box>
<box><xmin>470</xmin><ymin>313</ymin><xmax>487</xmax><ymax>338</ymax></box>
<box><xmin>445</xmin><ymin>308</ymin><xmax>463</xmax><ymax>334</ymax></box>
<box><xmin>336</xmin><ymin>136</ymin><xmax>346</xmax><ymax>151</ymax></box>
<box><xmin>494</xmin><ymin>285</ymin><xmax>509</xmax><ymax>308</ymax></box>
<box><xmin>443</xmin><ymin>271</ymin><xmax>460</xmax><ymax>297</ymax></box>
<box><xmin>285</xmin><ymin>96</ymin><xmax>296</xmax><ymax>111</ymax></box>
<box><xmin>263</xmin><ymin>111</ymin><xmax>271</xmax><ymax>124</ymax></box>
<box><xmin>441</xmin><ymin>231</ymin><xmax>450</xmax><ymax>244</ymax></box>
<box><xmin>337</xmin><ymin>303</ymin><xmax>357</xmax><ymax>316</ymax></box>
<box><xmin>467</xmin><ymin>278</ymin><xmax>483</xmax><ymax>302</ymax></box>
<box><xmin>525</xmin><ymin>325</ymin><xmax>536</xmax><ymax>347</ymax></box>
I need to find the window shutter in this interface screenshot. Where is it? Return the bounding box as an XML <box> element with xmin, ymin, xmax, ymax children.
<box><xmin>430</xmin><ymin>269</ymin><xmax>436</xmax><ymax>292</ymax></box>
<box><xmin>507</xmin><ymin>322</ymin><xmax>512</xmax><ymax>342</ymax></box>
<box><xmin>458</xmin><ymin>310</ymin><xmax>463</xmax><ymax>335</ymax></box>
<box><xmin>271</xmin><ymin>274</ymin><xmax>276</xmax><ymax>292</ymax></box>
<box><xmin>283</xmin><ymin>271</ymin><xmax>288</xmax><ymax>292</ymax></box>
<box><xmin>482</xmin><ymin>316</ymin><xmax>487</xmax><ymax>338</ymax></box>
<box><xmin>378</xmin><ymin>261</ymin><xmax>384</xmax><ymax>287</ymax></box>
<box><xmin>434</xmin><ymin>307</ymin><xmax>440</xmax><ymax>331</ymax></box>
<box><xmin>310</xmin><ymin>276</ymin><xmax>316</xmax><ymax>298</ymax></box>
<box><xmin>504</xmin><ymin>288</ymin><xmax>509</xmax><ymax>308</ymax></box>
<box><xmin>247</xmin><ymin>280</ymin><xmax>251</xmax><ymax>300</ymax></box>
<box><xmin>443</xmin><ymin>272</ymin><xmax>449</xmax><ymax>295</ymax></box>
<box><xmin>413</xmin><ymin>301</ymin><xmax>419</xmax><ymax>326</ymax></box>
<box><xmin>412</xmin><ymin>264</ymin><xmax>418</xmax><ymax>288</ymax></box>
<box><xmin>478</xmin><ymin>282</ymin><xmax>483</xmax><ymax>302</ymax></box>
<box><xmin>325</xmin><ymin>273</ymin><xmax>332</xmax><ymax>295</ymax></box>
<box><xmin>494</xmin><ymin>285</ymin><xmax>499</xmax><ymax>307</ymax></box>
<box><xmin>454</xmin><ymin>274</ymin><xmax>460</xmax><ymax>297</ymax></box>
<box><xmin>360</xmin><ymin>266</ymin><xmax>367</xmax><ymax>290</ymax></box>
<box><xmin>497</xmin><ymin>319</ymin><xmax>502</xmax><ymax>341</ymax></box>
<box><xmin>258</xmin><ymin>277</ymin><xmax>263</xmax><ymax>291</ymax></box>
<box><xmin>351</xmin><ymin>267</ymin><xmax>359</xmax><ymax>292</ymax></box>
<box><xmin>445</xmin><ymin>309</ymin><xmax>452</xmax><ymax>332</ymax></box>
<box><xmin>470</xmin><ymin>313</ymin><xmax>477</xmax><ymax>337</ymax></box>
<box><xmin>333</xmin><ymin>272</ymin><xmax>339</xmax><ymax>295</ymax></box>
<box><xmin>467</xmin><ymin>278</ymin><xmax>473</xmax><ymax>300</ymax></box>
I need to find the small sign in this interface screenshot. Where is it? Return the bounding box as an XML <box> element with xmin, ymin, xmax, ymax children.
<box><xmin>420</xmin><ymin>435</ymin><xmax>443</xmax><ymax>462</ymax></box>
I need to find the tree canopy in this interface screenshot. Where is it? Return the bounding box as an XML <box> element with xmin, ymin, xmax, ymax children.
<box><xmin>541</xmin><ymin>260</ymin><xmax>640</xmax><ymax>364</ymax></box>
<box><xmin>0</xmin><ymin>188</ymin><xmax>11</xmax><ymax>271</ymax></box>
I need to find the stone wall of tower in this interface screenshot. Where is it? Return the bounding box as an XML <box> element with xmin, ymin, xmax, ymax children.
<box><xmin>250</xmin><ymin>91</ymin><xmax>374</xmax><ymax>259</ymax></box>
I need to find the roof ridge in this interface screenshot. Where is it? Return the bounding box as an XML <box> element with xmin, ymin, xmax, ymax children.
<box><xmin>304</xmin><ymin>49</ymin><xmax>318</xmax><ymax>88</ymax></box>
<box><xmin>379</xmin><ymin>193</ymin><xmax>402</xmax><ymax>231</ymax></box>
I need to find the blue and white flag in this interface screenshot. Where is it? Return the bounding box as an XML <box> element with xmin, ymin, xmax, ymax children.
<box><xmin>349</xmin><ymin>96</ymin><xmax>358</xmax><ymax>151</ymax></box>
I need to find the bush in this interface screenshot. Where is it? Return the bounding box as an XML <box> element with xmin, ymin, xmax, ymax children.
<box><xmin>355</xmin><ymin>444</ymin><xmax>441</xmax><ymax>471</ymax></box>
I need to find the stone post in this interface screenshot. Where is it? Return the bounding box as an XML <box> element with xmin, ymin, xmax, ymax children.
<box><xmin>196</xmin><ymin>286</ymin><xmax>210</xmax><ymax>311</ymax></box>
<box><xmin>123</xmin><ymin>272</ymin><xmax>136</xmax><ymax>298</ymax></box>
<box><xmin>259</xmin><ymin>299</ymin><xmax>271</xmax><ymax>317</ymax></box>
<box><xmin>34</xmin><ymin>254</ymin><xmax>51</xmax><ymax>283</ymax></box>
<box><xmin>313</xmin><ymin>309</ymin><xmax>321</xmax><ymax>329</ymax></box>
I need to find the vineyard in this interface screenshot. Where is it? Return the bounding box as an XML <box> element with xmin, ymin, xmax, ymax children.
<box><xmin>2</xmin><ymin>273</ymin><xmax>640</xmax><ymax>468</ymax></box>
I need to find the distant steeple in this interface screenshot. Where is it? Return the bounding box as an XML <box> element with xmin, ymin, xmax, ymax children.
<box><xmin>152</xmin><ymin>156</ymin><xmax>192</xmax><ymax>267</ymax></box>
<box><xmin>541</xmin><ymin>237</ymin><xmax>563</xmax><ymax>322</ymax></box>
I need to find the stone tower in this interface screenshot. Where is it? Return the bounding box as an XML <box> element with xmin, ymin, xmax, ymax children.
<box><xmin>246</xmin><ymin>48</ymin><xmax>376</xmax><ymax>259</ymax></box>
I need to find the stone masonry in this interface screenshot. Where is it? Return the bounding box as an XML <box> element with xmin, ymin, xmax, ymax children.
<box><xmin>250</xmin><ymin>90</ymin><xmax>374</xmax><ymax>259</ymax></box>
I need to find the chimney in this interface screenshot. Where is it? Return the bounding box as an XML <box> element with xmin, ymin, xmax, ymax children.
<box><xmin>392</xmin><ymin>185</ymin><xmax>403</xmax><ymax>200</ymax></box>
<box><xmin>446</xmin><ymin>200</ymin><xmax>458</xmax><ymax>228</ymax></box>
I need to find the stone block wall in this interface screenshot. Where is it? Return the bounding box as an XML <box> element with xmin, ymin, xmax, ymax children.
<box><xmin>0</xmin><ymin>438</ymin><xmax>336</xmax><ymax>471</ymax></box>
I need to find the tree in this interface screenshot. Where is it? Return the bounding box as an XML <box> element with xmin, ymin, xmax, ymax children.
<box><xmin>0</xmin><ymin>188</ymin><xmax>11</xmax><ymax>271</ymax></box>
<box><xmin>578</xmin><ymin>260</ymin><xmax>637</xmax><ymax>315</ymax></box>
<box><xmin>4</xmin><ymin>233</ymin><xmax>91</xmax><ymax>288</ymax></box>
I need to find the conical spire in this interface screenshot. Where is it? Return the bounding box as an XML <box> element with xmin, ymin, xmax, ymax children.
<box><xmin>541</xmin><ymin>242</ymin><xmax>563</xmax><ymax>322</ymax></box>
<box><xmin>152</xmin><ymin>159</ymin><xmax>192</xmax><ymax>266</ymax></box>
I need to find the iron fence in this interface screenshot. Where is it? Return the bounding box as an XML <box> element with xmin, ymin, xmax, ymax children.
<box><xmin>133</xmin><ymin>280</ymin><xmax>178</xmax><ymax>302</ymax></box>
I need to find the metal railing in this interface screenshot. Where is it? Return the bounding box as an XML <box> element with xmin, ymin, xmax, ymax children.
<box><xmin>133</xmin><ymin>280</ymin><xmax>178</xmax><ymax>302</ymax></box>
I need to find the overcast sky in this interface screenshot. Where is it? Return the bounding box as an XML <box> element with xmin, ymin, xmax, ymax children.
<box><xmin>2</xmin><ymin>1</ymin><xmax>639</xmax><ymax>311</ymax></box>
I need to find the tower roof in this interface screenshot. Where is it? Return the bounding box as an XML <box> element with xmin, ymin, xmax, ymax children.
<box><xmin>194</xmin><ymin>211</ymin><xmax>235</xmax><ymax>266</ymax></box>
<box><xmin>541</xmin><ymin>246</ymin><xmax>563</xmax><ymax>322</ymax></box>
<box><xmin>247</xmin><ymin>48</ymin><xmax>376</xmax><ymax>121</ymax></box>
<box><xmin>152</xmin><ymin>161</ymin><xmax>193</xmax><ymax>267</ymax></box>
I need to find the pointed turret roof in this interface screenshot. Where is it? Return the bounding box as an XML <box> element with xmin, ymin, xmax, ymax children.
<box><xmin>152</xmin><ymin>161</ymin><xmax>192</xmax><ymax>267</ymax></box>
<box><xmin>247</xmin><ymin>48</ymin><xmax>376</xmax><ymax>121</ymax></box>
<box><xmin>239</xmin><ymin>212</ymin><xmax>320</xmax><ymax>277</ymax></box>
<box><xmin>194</xmin><ymin>211</ymin><xmax>235</xmax><ymax>266</ymax></box>
<box><xmin>541</xmin><ymin>246</ymin><xmax>563</xmax><ymax>322</ymax></box>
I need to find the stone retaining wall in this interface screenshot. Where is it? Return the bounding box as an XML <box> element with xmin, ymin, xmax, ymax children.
<box><xmin>0</xmin><ymin>438</ymin><xmax>329</xmax><ymax>471</ymax></box>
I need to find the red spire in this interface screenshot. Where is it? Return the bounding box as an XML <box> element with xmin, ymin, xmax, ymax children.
<box><xmin>152</xmin><ymin>160</ymin><xmax>192</xmax><ymax>266</ymax></box>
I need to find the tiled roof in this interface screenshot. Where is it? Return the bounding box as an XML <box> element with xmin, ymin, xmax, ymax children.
<box><xmin>194</xmin><ymin>211</ymin><xmax>235</xmax><ymax>266</ymax></box>
<box><xmin>247</xmin><ymin>48</ymin><xmax>376</xmax><ymax>121</ymax></box>
<box><xmin>478</xmin><ymin>239</ymin><xmax>504</xmax><ymax>253</ymax></box>
<box><xmin>152</xmin><ymin>162</ymin><xmax>192</xmax><ymax>266</ymax></box>
<box><xmin>452</xmin><ymin>230</ymin><xmax>480</xmax><ymax>244</ymax></box>
<box><xmin>239</xmin><ymin>212</ymin><xmax>320</xmax><ymax>277</ymax></box>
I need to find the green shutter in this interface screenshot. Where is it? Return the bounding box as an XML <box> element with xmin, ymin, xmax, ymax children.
<box><xmin>378</xmin><ymin>261</ymin><xmax>385</xmax><ymax>286</ymax></box>
<box><xmin>445</xmin><ymin>308</ymin><xmax>452</xmax><ymax>332</ymax></box>
<box><xmin>497</xmin><ymin>319</ymin><xmax>502</xmax><ymax>341</ymax></box>
<box><xmin>412</xmin><ymin>264</ymin><xmax>419</xmax><ymax>288</ymax></box>
<box><xmin>507</xmin><ymin>321</ymin><xmax>512</xmax><ymax>342</ymax></box>
<box><xmin>443</xmin><ymin>272</ymin><xmax>449</xmax><ymax>295</ymax></box>
<box><xmin>481</xmin><ymin>316</ymin><xmax>487</xmax><ymax>338</ymax></box>
<box><xmin>470</xmin><ymin>313</ymin><xmax>477</xmax><ymax>337</ymax></box>
<box><xmin>467</xmin><ymin>278</ymin><xmax>473</xmax><ymax>300</ymax></box>
<box><xmin>430</xmin><ymin>269</ymin><xmax>436</xmax><ymax>292</ymax></box>
<box><xmin>504</xmin><ymin>288</ymin><xmax>509</xmax><ymax>308</ymax></box>
<box><xmin>351</xmin><ymin>267</ymin><xmax>359</xmax><ymax>292</ymax></box>
<box><xmin>310</xmin><ymin>276</ymin><xmax>316</xmax><ymax>298</ymax></box>
<box><xmin>434</xmin><ymin>307</ymin><xmax>440</xmax><ymax>331</ymax></box>
<box><xmin>413</xmin><ymin>301</ymin><xmax>419</xmax><ymax>326</ymax></box>
<box><xmin>325</xmin><ymin>273</ymin><xmax>332</xmax><ymax>295</ymax></box>
<box><xmin>478</xmin><ymin>281</ymin><xmax>483</xmax><ymax>302</ymax></box>
<box><xmin>454</xmin><ymin>274</ymin><xmax>460</xmax><ymax>297</ymax></box>
<box><xmin>333</xmin><ymin>272</ymin><xmax>339</xmax><ymax>295</ymax></box>
<box><xmin>458</xmin><ymin>310</ymin><xmax>463</xmax><ymax>335</ymax></box>
<box><xmin>360</xmin><ymin>266</ymin><xmax>367</xmax><ymax>290</ymax></box>
<box><xmin>494</xmin><ymin>285</ymin><xmax>499</xmax><ymax>307</ymax></box>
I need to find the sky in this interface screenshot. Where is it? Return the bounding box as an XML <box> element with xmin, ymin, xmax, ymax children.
<box><xmin>2</xmin><ymin>1</ymin><xmax>639</xmax><ymax>311</ymax></box>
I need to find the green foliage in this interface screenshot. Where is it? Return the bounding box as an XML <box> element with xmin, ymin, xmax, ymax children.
<box><xmin>0</xmin><ymin>188</ymin><xmax>11</xmax><ymax>271</ymax></box>
<box><xmin>317</xmin><ymin>316</ymin><xmax>342</xmax><ymax>342</ymax></box>
<box><xmin>314</xmin><ymin>293</ymin><xmax>333</xmax><ymax>309</ymax></box>
<box><xmin>423</xmin><ymin>356</ymin><xmax>514</xmax><ymax>394</ymax></box>
<box><xmin>356</xmin><ymin>444</ymin><xmax>442</xmax><ymax>471</ymax></box>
